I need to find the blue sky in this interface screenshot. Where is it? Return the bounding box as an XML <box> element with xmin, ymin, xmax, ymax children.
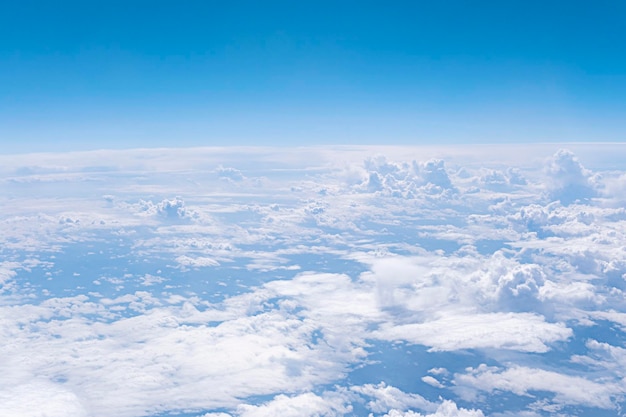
<box><xmin>1</xmin><ymin>0</ymin><xmax>625</xmax><ymax>152</ymax></box>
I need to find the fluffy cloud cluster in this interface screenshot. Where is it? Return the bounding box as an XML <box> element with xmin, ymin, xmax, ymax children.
<box><xmin>217</xmin><ymin>166</ymin><xmax>246</xmax><ymax>182</ymax></box>
<box><xmin>133</xmin><ymin>197</ymin><xmax>197</xmax><ymax>221</ymax></box>
<box><xmin>453</xmin><ymin>364</ymin><xmax>624</xmax><ymax>410</ymax></box>
<box><xmin>358</xmin><ymin>156</ymin><xmax>456</xmax><ymax>197</ymax></box>
<box><xmin>545</xmin><ymin>149</ymin><xmax>599</xmax><ymax>204</ymax></box>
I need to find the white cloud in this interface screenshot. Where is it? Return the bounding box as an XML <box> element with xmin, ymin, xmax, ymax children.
<box><xmin>130</xmin><ymin>196</ymin><xmax>200</xmax><ymax>222</ymax></box>
<box><xmin>375</xmin><ymin>312</ymin><xmax>571</xmax><ymax>352</ymax></box>
<box><xmin>0</xmin><ymin>261</ymin><xmax>21</xmax><ymax>295</ymax></box>
<box><xmin>217</xmin><ymin>166</ymin><xmax>246</xmax><ymax>182</ymax></box>
<box><xmin>175</xmin><ymin>255</ymin><xmax>220</xmax><ymax>268</ymax></box>
<box><xmin>139</xmin><ymin>274</ymin><xmax>166</xmax><ymax>286</ymax></box>
<box><xmin>538</xmin><ymin>279</ymin><xmax>604</xmax><ymax>304</ymax></box>
<box><xmin>382</xmin><ymin>400</ymin><xmax>485</xmax><ymax>417</ymax></box>
<box><xmin>421</xmin><ymin>376</ymin><xmax>445</xmax><ymax>388</ymax></box>
<box><xmin>356</xmin><ymin>156</ymin><xmax>456</xmax><ymax>197</ymax></box>
<box><xmin>350</xmin><ymin>382</ymin><xmax>435</xmax><ymax>414</ymax></box>
<box><xmin>236</xmin><ymin>392</ymin><xmax>351</xmax><ymax>417</ymax></box>
<box><xmin>453</xmin><ymin>364</ymin><xmax>624</xmax><ymax>409</ymax></box>
<box><xmin>0</xmin><ymin>379</ymin><xmax>87</xmax><ymax>417</ymax></box>
<box><xmin>428</xmin><ymin>368</ymin><xmax>449</xmax><ymax>376</ymax></box>
<box><xmin>545</xmin><ymin>149</ymin><xmax>598</xmax><ymax>204</ymax></box>
<box><xmin>571</xmin><ymin>339</ymin><xmax>626</xmax><ymax>379</ymax></box>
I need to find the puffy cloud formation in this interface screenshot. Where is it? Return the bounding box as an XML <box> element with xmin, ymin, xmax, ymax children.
<box><xmin>217</xmin><ymin>166</ymin><xmax>245</xmax><ymax>182</ymax></box>
<box><xmin>383</xmin><ymin>401</ymin><xmax>485</xmax><ymax>417</ymax></box>
<box><xmin>545</xmin><ymin>149</ymin><xmax>598</xmax><ymax>204</ymax></box>
<box><xmin>351</xmin><ymin>382</ymin><xmax>434</xmax><ymax>414</ymax></box>
<box><xmin>453</xmin><ymin>364</ymin><xmax>623</xmax><ymax>410</ymax></box>
<box><xmin>236</xmin><ymin>392</ymin><xmax>351</xmax><ymax>417</ymax></box>
<box><xmin>156</xmin><ymin>196</ymin><xmax>188</xmax><ymax>219</ymax></box>
<box><xmin>130</xmin><ymin>196</ymin><xmax>197</xmax><ymax>221</ymax></box>
<box><xmin>1</xmin><ymin>145</ymin><xmax>625</xmax><ymax>417</ymax></box>
<box><xmin>420</xmin><ymin>159</ymin><xmax>454</xmax><ymax>191</ymax></box>
<box><xmin>480</xmin><ymin>168</ymin><xmax>527</xmax><ymax>188</ymax></box>
<box><xmin>0</xmin><ymin>380</ymin><xmax>87</xmax><ymax>417</ymax></box>
<box><xmin>358</xmin><ymin>156</ymin><xmax>455</xmax><ymax>197</ymax></box>
<box><xmin>376</xmin><ymin>312</ymin><xmax>571</xmax><ymax>353</ymax></box>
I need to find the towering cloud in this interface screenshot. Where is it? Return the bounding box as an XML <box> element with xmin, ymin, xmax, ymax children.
<box><xmin>545</xmin><ymin>149</ymin><xmax>598</xmax><ymax>204</ymax></box>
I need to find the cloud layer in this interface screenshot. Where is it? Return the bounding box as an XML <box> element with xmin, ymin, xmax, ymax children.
<box><xmin>1</xmin><ymin>145</ymin><xmax>626</xmax><ymax>416</ymax></box>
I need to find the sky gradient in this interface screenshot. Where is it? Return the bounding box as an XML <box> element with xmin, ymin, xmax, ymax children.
<box><xmin>1</xmin><ymin>1</ymin><xmax>625</xmax><ymax>152</ymax></box>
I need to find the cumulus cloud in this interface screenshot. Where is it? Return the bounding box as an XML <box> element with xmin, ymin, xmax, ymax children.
<box><xmin>545</xmin><ymin>149</ymin><xmax>598</xmax><ymax>204</ymax></box>
<box><xmin>421</xmin><ymin>376</ymin><xmax>445</xmax><ymax>388</ymax></box>
<box><xmin>351</xmin><ymin>382</ymin><xmax>435</xmax><ymax>414</ymax></box>
<box><xmin>0</xmin><ymin>380</ymin><xmax>87</xmax><ymax>417</ymax></box>
<box><xmin>478</xmin><ymin>168</ymin><xmax>527</xmax><ymax>190</ymax></box>
<box><xmin>236</xmin><ymin>392</ymin><xmax>351</xmax><ymax>417</ymax></box>
<box><xmin>375</xmin><ymin>312</ymin><xmax>571</xmax><ymax>352</ymax></box>
<box><xmin>495</xmin><ymin>263</ymin><xmax>545</xmax><ymax>310</ymax></box>
<box><xmin>0</xmin><ymin>262</ymin><xmax>20</xmax><ymax>294</ymax></box>
<box><xmin>129</xmin><ymin>196</ymin><xmax>199</xmax><ymax>222</ymax></box>
<box><xmin>155</xmin><ymin>196</ymin><xmax>194</xmax><ymax>220</ymax></box>
<box><xmin>453</xmin><ymin>364</ymin><xmax>624</xmax><ymax>409</ymax></box>
<box><xmin>217</xmin><ymin>166</ymin><xmax>246</xmax><ymax>182</ymax></box>
<box><xmin>357</xmin><ymin>156</ymin><xmax>455</xmax><ymax>197</ymax></box>
<box><xmin>419</xmin><ymin>159</ymin><xmax>454</xmax><ymax>191</ymax></box>
<box><xmin>175</xmin><ymin>255</ymin><xmax>220</xmax><ymax>268</ymax></box>
<box><xmin>382</xmin><ymin>400</ymin><xmax>485</xmax><ymax>417</ymax></box>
